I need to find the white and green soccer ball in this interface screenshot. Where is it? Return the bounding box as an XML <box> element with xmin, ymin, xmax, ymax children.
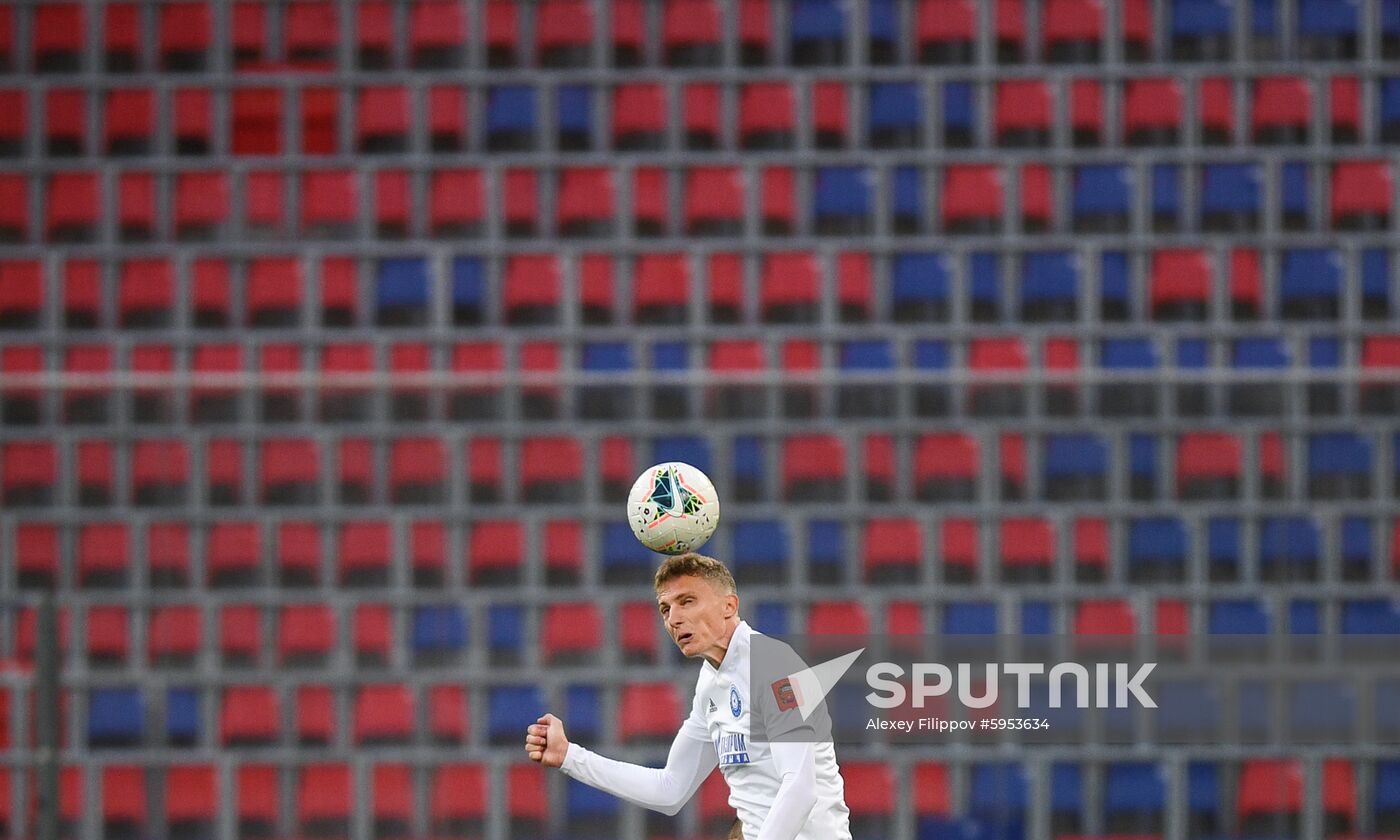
<box><xmin>627</xmin><ymin>462</ymin><xmax>721</xmax><ymax>555</ymax></box>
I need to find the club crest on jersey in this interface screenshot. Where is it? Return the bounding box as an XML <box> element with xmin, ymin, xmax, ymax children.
<box><xmin>729</xmin><ymin>685</ymin><xmax>742</xmax><ymax>717</ymax></box>
<box><xmin>771</xmin><ymin>677</ymin><xmax>799</xmax><ymax>712</ymax></box>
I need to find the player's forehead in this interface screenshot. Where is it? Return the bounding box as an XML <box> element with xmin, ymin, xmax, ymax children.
<box><xmin>655</xmin><ymin>574</ymin><xmax>716</xmax><ymax>604</ymax></box>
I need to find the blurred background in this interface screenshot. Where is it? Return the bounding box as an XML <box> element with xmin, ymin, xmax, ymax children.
<box><xmin>1</xmin><ymin>0</ymin><xmax>1400</xmax><ymax>837</ymax></box>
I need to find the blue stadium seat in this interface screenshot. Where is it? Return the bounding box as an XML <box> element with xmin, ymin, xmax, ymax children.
<box><xmin>1099</xmin><ymin>337</ymin><xmax>1159</xmax><ymax>417</ymax></box>
<box><xmin>808</xmin><ymin>520</ymin><xmax>846</xmax><ymax>584</ymax></box>
<box><xmin>752</xmin><ymin>602</ymin><xmax>790</xmax><ymax>636</ymax></box>
<box><xmin>837</xmin><ymin>340</ymin><xmax>896</xmax><ymax>418</ymax></box>
<box><xmin>649</xmin><ymin>342</ymin><xmax>692</xmax><ymax>420</ymax></box>
<box><xmin>1291</xmin><ymin>599</ymin><xmax>1322</xmax><ymax>634</ymax></box>
<box><xmin>1128</xmin><ymin>517</ymin><xmax>1187</xmax><ymax>582</ymax></box>
<box><xmin>1386</xmin><ymin>0</ymin><xmax>1400</xmax><ymax>56</ymax></box>
<box><xmin>1175</xmin><ymin>337</ymin><xmax>1211</xmax><ymax>416</ymax></box>
<box><xmin>912</xmin><ymin>339</ymin><xmax>951</xmax><ymax>418</ymax></box>
<box><xmin>1072</xmin><ymin>164</ymin><xmax>1131</xmax><ymax>232</ymax></box>
<box><xmin>486</xmin><ymin>85</ymin><xmax>537</xmax><ymax>150</ymax></box>
<box><xmin>1128</xmin><ymin>433</ymin><xmax>1159</xmax><ymax>501</ymax></box>
<box><xmin>1229</xmin><ymin>336</ymin><xmax>1289</xmax><ymax>416</ymax></box>
<box><xmin>969</xmin><ymin>252</ymin><xmax>1000</xmax><ymax>321</ymax></box>
<box><xmin>1152</xmin><ymin>163</ymin><xmax>1182</xmax><ymax>231</ymax></box>
<box><xmin>651</xmin><ymin>436</ymin><xmax>712</xmax><ymax>475</ymax></box>
<box><xmin>166</xmin><ymin>686</ymin><xmax>199</xmax><ymax>746</ymax></box>
<box><xmin>412</xmin><ymin>605</ymin><xmax>467</xmax><ymax>664</ymax></box>
<box><xmin>1308</xmin><ymin>336</ymin><xmax>1342</xmax><ymax>415</ymax></box>
<box><xmin>1291</xmin><ymin>679</ymin><xmax>1357</xmax><ymax>741</ymax></box>
<box><xmin>1342</xmin><ymin>517</ymin><xmax>1373</xmax><ymax>581</ymax></box>
<box><xmin>1382</xmin><ymin>77</ymin><xmax>1400</xmax><ymax>140</ymax></box>
<box><xmin>814</xmin><ymin>166</ymin><xmax>873</xmax><ymax>234</ymax></box>
<box><xmin>1172</xmin><ymin>0</ymin><xmax>1234</xmax><ymax>59</ymax></box>
<box><xmin>488</xmin><ymin>686</ymin><xmax>544</xmax><ymax>745</ymax></box>
<box><xmin>791</xmin><ymin>0</ymin><xmax>848</xmax><ymax>65</ymax></box>
<box><xmin>488</xmin><ymin>605</ymin><xmax>524</xmax><ymax>666</ymax></box>
<box><xmin>969</xmin><ymin>763</ymin><xmax>1027</xmax><ymax>837</ymax></box>
<box><xmin>1050</xmin><ymin>763</ymin><xmax>1084</xmax><ymax>834</ymax></box>
<box><xmin>944</xmin><ymin>602</ymin><xmax>997</xmax><ymax>634</ymax></box>
<box><xmin>1020</xmin><ymin>251</ymin><xmax>1078</xmax><ymax>321</ymax></box>
<box><xmin>1201</xmin><ymin>163</ymin><xmax>1261</xmax><ymax>231</ymax></box>
<box><xmin>451</xmin><ymin>256</ymin><xmax>486</xmax><ymax>325</ymax></box>
<box><xmin>1043</xmin><ymin>433</ymin><xmax>1107</xmax><ymax>501</ymax></box>
<box><xmin>731</xmin><ymin>519</ymin><xmax>789</xmax><ymax>584</ymax></box>
<box><xmin>565</xmin><ymin>684</ymin><xmax>602</xmax><ymax>743</ymax></box>
<box><xmin>1260</xmin><ymin>516</ymin><xmax>1322</xmax><ymax>581</ymax></box>
<box><xmin>1208</xmin><ymin>517</ymin><xmax>1242</xmax><ymax>581</ymax></box>
<box><xmin>1188</xmin><ymin>761</ymin><xmax>1222</xmax><ymax>834</ymax></box>
<box><xmin>732</xmin><ymin>435</ymin><xmax>766</xmax><ymax>501</ymax></box>
<box><xmin>892</xmin><ymin>252</ymin><xmax>951</xmax><ymax>322</ymax></box>
<box><xmin>1021</xmin><ymin>602</ymin><xmax>1053</xmax><ymax>635</ymax></box>
<box><xmin>1378</xmin><ymin>761</ymin><xmax>1400</xmax><ymax>831</ymax></box>
<box><xmin>1298</xmin><ymin>0</ymin><xmax>1360</xmax><ymax>58</ymax></box>
<box><xmin>1100</xmin><ymin>250</ymin><xmax>1130</xmax><ymax>320</ymax></box>
<box><xmin>602</xmin><ymin>521</ymin><xmax>654</xmax><ymax>584</ymax></box>
<box><xmin>1342</xmin><ymin>599</ymin><xmax>1400</xmax><ymax>634</ymax></box>
<box><xmin>1281</xmin><ymin>160</ymin><xmax>1311</xmax><ymax>229</ymax></box>
<box><xmin>376</xmin><ymin>257</ymin><xmax>429</xmax><ymax>326</ymax></box>
<box><xmin>867</xmin><ymin>0</ymin><xmax>899</xmax><ymax>63</ymax></box>
<box><xmin>567</xmin><ymin>778</ymin><xmax>619</xmax><ymax>837</ymax></box>
<box><xmin>1209</xmin><ymin>599</ymin><xmax>1270</xmax><ymax>634</ymax></box>
<box><xmin>1254</xmin><ymin>0</ymin><xmax>1279</xmax><ymax>41</ymax></box>
<box><xmin>943</xmin><ymin>81</ymin><xmax>974</xmax><ymax>147</ymax></box>
<box><xmin>868</xmin><ymin>82</ymin><xmax>921</xmax><ymax>148</ymax></box>
<box><xmin>1363</xmin><ymin>248</ymin><xmax>1391</xmax><ymax>317</ymax></box>
<box><xmin>1104</xmin><ymin>763</ymin><xmax>1165</xmax><ymax>832</ymax></box>
<box><xmin>1281</xmin><ymin>248</ymin><xmax>1342</xmax><ymax>319</ymax></box>
<box><xmin>89</xmin><ymin>687</ymin><xmax>144</xmax><ymax>746</ymax></box>
<box><xmin>579</xmin><ymin>342</ymin><xmax>635</xmax><ymax>421</ymax></box>
<box><xmin>891</xmin><ymin>166</ymin><xmax>923</xmax><ymax>234</ymax></box>
<box><xmin>1308</xmin><ymin>432</ymin><xmax>1373</xmax><ymax>499</ymax></box>
<box><xmin>556</xmin><ymin>85</ymin><xmax>593</xmax><ymax>151</ymax></box>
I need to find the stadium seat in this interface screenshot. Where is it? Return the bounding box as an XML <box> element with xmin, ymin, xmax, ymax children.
<box><xmin>1253</xmin><ymin>76</ymin><xmax>1312</xmax><ymax>144</ymax></box>
<box><xmin>296</xmin><ymin>763</ymin><xmax>351</xmax><ymax>836</ymax></box>
<box><xmin>1073</xmin><ymin>164</ymin><xmax>1132</xmax><ymax>232</ymax></box>
<box><xmin>681</xmin><ymin>167</ymin><xmax>744</xmax><ymax>236</ymax></box>
<box><xmin>1042</xmin><ymin>433</ymin><xmax>1106</xmax><ymax>501</ymax></box>
<box><xmin>278</xmin><ymin>604</ymin><xmax>334</xmax><ymax>667</ymax></box>
<box><xmin>76</xmin><ymin>439</ymin><xmax>114</xmax><ymax>507</ymax></box>
<box><xmin>556</xmin><ymin>84</ymin><xmax>593</xmax><ymax>150</ymax></box>
<box><xmin>869</xmin><ymin>81</ymin><xmax>921</xmax><ymax>148</ymax></box>
<box><xmin>943</xmin><ymin>165</ymin><xmax>1001</xmax><ymax>233</ymax></box>
<box><xmin>1333</xmin><ymin>160</ymin><xmax>1392</xmax><ymax>229</ymax></box>
<box><xmin>221</xmin><ymin>686</ymin><xmax>280</xmax><ymax>746</ymax></box>
<box><xmin>808</xmin><ymin>520</ymin><xmax>847</xmax><ymax>584</ymax></box>
<box><xmin>740</xmin><ymin>82</ymin><xmax>795</xmax><ymax>150</ymax></box>
<box><xmin>354</xmin><ymin>685</ymin><xmax>414</xmax><ymax>745</ymax></box>
<box><xmin>579</xmin><ymin>343</ymin><xmax>636</xmax><ymax>421</ymax></box>
<box><xmin>487</xmin><ymin>603</ymin><xmax>526</xmax><ymax>666</ymax></box>
<box><xmin>469</xmin><ymin>520</ymin><xmax>524</xmax><ymax>585</ymax></box>
<box><xmin>556</xmin><ymin>168</ymin><xmax>615</xmax><ymax>237</ymax></box>
<box><xmin>449</xmin><ymin>341</ymin><xmax>504</xmax><ymax>421</ymax></box>
<box><xmin>968</xmin><ymin>337</ymin><xmax>1027</xmax><ymax>416</ymax></box>
<box><xmin>969</xmin><ymin>763</ymin><xmax>1028</xmax><ymax>838</ymax></box>
<box><xmin>1128</xmin><ymin>517</ymin><xmax>1188</xmax><ymax>582</ymax></box>
<box><xmin>77</xmin><ymin>521</ymin><xmax>130</xmax><ymax>587</ymax></box>
<box><xmin>413</xmin><ymin>604</ymin><xmax>467</xmax><ymax>666</ymax></box>
<box><xmin>782</xmin><ymin>434</ymin><xmax>846</xmax><ymax>503</ymax></box>
<box><xmin>15</xmin><ymin>521</ymin><xmax>59</xmax><ymax>588</ymax></box>
<box><xmin>863</xmin><ymin>518</ymin><xmax>922</xmax><ymax>583</ymax></box>
<box><xmin>1229</xmin><ymin>336</ymin><xmax>1290</xmax><ymax>416</ymax></box>
<box><xmin>1361</xmin><ymin>336</ymin><xmax>1400</xmax><ymax>414</ymax></box>
<box><xmin>1258</xmin><ymin>516</ymin><xmax>1321</xmax><ymax>581</ymax></box>
<box><xmin>45</xmin><ymin>87</ymin><xmax>87</xmax><ymax>156</ymax></box>
<box><xmin>997</xmin><ymin>79</ymin><xmax>1051</xmax><ymax>147</ymax></box>
<box><xmin>1201</xmin><ymin>163</ymin><xmax>1261</xmax><ymax>231</ymax></box>
<box><xmin>1309</xmin><ymin>432</ymin><xmax>1374</xmax><ymax>500</ymax></box>
<box><xmin>0</xmin><ymin>260</ymin><xmax>42</xmax><ymax>329</ymax></box>
<box><xmin>731</xmin><ymin>520</ymin><xmax>790</xmax><ymax>584</ymax></box>
<box><xmin>0</xmin><ymin>345</ymin><xmax>44</xmax><ymax>426</ymax></box>
<box><xmin>863</xmin><ymin>434</ymin><xmax>896</xmax><ymax>502</ymax></box>
<box><xmin>3</xmin><ymin>440</ymin><xmax>58</xmax><ymax>507</ymax></box>
<box><xmin>1103</xmin><ymin>762</ymin><xmax>1165</xmax><ymax>832</ymax></box>
<box><xmin>0</xmin><ymin>92</ymin><xmax>23</xmax><ymax>160</ymax></box>
<box><xmin>1126</xmin><ymin>78</ymin><xmax>1183</xmax><ymax>145</ymax></box>
<box><xmin>543</xmin><ymin>603</ymin><xmax>603</xmax><ymax>665</ymax></box>
<box><xmin>409</xmin><ymin>520</ymin><xmax>447</xmax><ymax>587</ymax></box>
<box><xmin>838</xmin><ymin>340</ymin><xmax>896</xmax><ymax>418</ymax></box>
<box><xmin>354</xmin><ymin>603</ymin><xmax>394</xmax><ymax>667</ymax></box>
<box><xmin>814</xmin><ymin>167</ymin><xmax>872</xmax><ymax>234</ymax></box>
<box><xmin>338</xmin><ymin>520</ymin><xmax>392</xmax><ymax>587</ymax></box>
<box><xmin>997</xmin><ymin>517</ymin><xmax>1053</xmax><ymax>583</ymax></box>
<box><xmin>467</xmin><ymin>437</ymin><xmax>504</xmax><ymax>504</ymax></box>
<box><xmin>915</xmin><ymin>433</ymin><xmax>979</xmax><ymax>502</ymax></box>
<box><xmin>1177</xmin><ymin>432</ymin><xmax>1242</xmax><ymax>499</ymax></box>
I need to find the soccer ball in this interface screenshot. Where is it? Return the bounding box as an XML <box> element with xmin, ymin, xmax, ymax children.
<box><xmin>627</xmin><ymin>462</ymin><xmax>721</xmax><ymax>555</ymax></box>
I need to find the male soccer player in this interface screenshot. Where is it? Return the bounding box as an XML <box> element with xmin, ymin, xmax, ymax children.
<box><xmin>525</xmin><ymin>552</ymin><xmax>852</xmax><ymax>839</ymax></box>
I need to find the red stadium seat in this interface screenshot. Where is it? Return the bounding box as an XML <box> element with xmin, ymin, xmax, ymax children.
<box><xmin>519</xmin><ymin>340</ymin><xmax>563</xmax><ymax>420</ymax></box>
<box><xmin>699</xmin><ymin>771</ymin><xmax>733</xmax><ymax>834</ymax></box>
<box><xmin>79</xmin><ymin>522</ymin><xmax>130</xmax><ymax>587</ymax></box>
<box><xmin>278</xmin><ymin>604</ymin><xmax>334</xmax><ymax>666</ymax></box>
<box><xmin>968</xmin><ymin>337</ymin><xmax>1029</xmax><ymax>416</ymax></box>
<box><xmin>521</xmin><ymin>437</ymin><xmax>584</xmax><ymax>503</ymax></box>
<box><xmin>620</xmin><ymin>601</ymin><xmax>660</xmax><ymax>663</ymax></box>
<box><xmin>354</xmin><ymin>604</ymin><xmax>394</xmax><ymax>666</ymax></box>
<box><xmin>484</xmin><ymin>0</ymin><xmax>520</xmax><ymax>67</ymax></box>
<box><xmin>320</xmin><ymin>256</ymin><xmax>359</xmax><ymax>326</ymax></box>
<box><xmin>390</xmin><ymin>437</ymin><xmax>447</xmax><ymax>504</ymax></box>
<box><xmin>707</xmin><ymin>339</ymin><xmax>767</xmax><ymax>419</ymax></box>
<box><xmin>355</xmin><ymin>684</ymin><xmax>414</xmax><ymax>744</ymax></box>
<box><xmin>1021</xmin><ymin>163</ymin><xmax>1054</xmax><ymax>231</ymax></box>
<box><xmin>106</xmin><ymin>88</ymin><xmax>154</xmax><ymax>154</ymax></box>
<box><xmin>808</xmin><ymin>601</ymin><xmax>871</xmax><ymax>635</ymax></box>
<box><xmin>358</xmin><ymin>86</ymin><xmax>409</xmax><ymax>153</ymax></box>
<box><xmin>275</xmin><ymin>521</ymin><xmax>322</xmax><ymax>587</ymax></box>
<box><xmin>467</xmin><ymin>437</ymin><xmax>504</xmax><ymax>503</ymax></box>
<box><xmin>221</xmin><ymin>686</ymin><xmax>280</xmax><ymax>745</ymax></box>
<box><xmin>1</xmin><ymin>344</ymin><xmax>44</xmax><ymax>426</ymax></box>
<box><xmin>618</xmin><ymin>683</ymin><xmax>682</xmax><ymax>744</ymax></box>
<box><xmin>1125</xmin><ymin>78</ymin><xmax>1183</xmax><ymax>145</ymax></box>
<box><xmin>118</xmin><ymin>257</ymin><xmax>173</xmax><ymax>327</ymax></box>
<box><xmin>997</xmin><ymin>80</ymin><xmax>1052</xmax><ymax>146</ymax></box>
<box><xmin>205</xmin><ymin>438</ymin><xmax>244</xmax><ymax>506</ymax></box>
<box><xmin>1150</xmin><ymin>249</ymin><xmax>1212</xmax><ymax>320</ymax></box>
<box><xmin>686</xmin><ymin>167</ymin><xmax>745</xmax><ymax>235</ymax></box>
<box><xmin>508</xmin><ymin>764</ymin><xmax>549</xmax><ymax>836</ymax></box>
<box><xmin>634</xmin><ymin>253</ymin><xmax>691</xmax><ymax>324</ymax></box>
<box><xmin>918</xmin><ymin>0</ymin><xmax>977</xmax><ymax>63</ymax></box>
<box><xmin>15</xmin><ymin>522</ymin><xmax>59</xmax><ymax>588</ymax></box>
<box><xmin>943</xmin><ymin>165</ymin><xmax>1003</xmax><ymax>233</ymax></box>
<box><xmin>738</xmin><ymin>0</ymin><xmax>772</xmax><ymax>64</ymax></box>
<box><xmin>86</xmin><ymin>605</ymin><xmax>129</xmax><ymax>666</ymax></box>
<box><xmin>260</xmin><ymin>438</ymin><xmax>319</xmax><ymax>506</ymax></box>
<box><xmin>231</xmin><ymin>2</ymin><xmax>267</xmax><ymax>66</ymax></box>
<box><xmin>1361</xmin><ymin>336</ymin><xmax>1400</xmax><ymax>414</ymax></box>
<box><xmin>426</xmin><ymin>85</ymin><xmax>466</xmax><ymax>151</ymax></box>
<box><xmin>1120</xmin><ymin>0</ymin><xmax>1153</xmax><ymax>58</ymax></box>
<box><xmin>740</xmin><ymin>82</ymin><xmax>796</xmax><ymax>149</ymax></box>
<box><xmin>1177</xmin><ymin>432</ymin><xmax>1242</xmax><ymax>500</ymax></box>
<box><xmin>1259</xmin><ymin>431</ymin><xmax>1287</xmax><ymax>499</ymax></box>
<box><xmin>61</xmin><ymin>344</ymin><xmax>111</xmax><ymax>424</ymax></box>
<box><xmin>609</xmin><ymin>0</ymin><xmax>645</xmax><ymax>65</ymax></box>
<box><xmin>864</xmin><ymin>434</ymin><xmax>896</xmax><ymax>501</ymax></box>
<box><xmin>232</xmin><ymin>88</ymin><xmax>282</xmax><ymax>155</ymax></box>
<box><xmin>503</xmin><ymin>167</ymin><xmax>540</xmax><ymax>237</ymax></box>
<box><xmin>1331</xmin><ymin>76</ymin><xmax>1361</xmax><ymax>142</ymax></box>
<box><xmin>243</xmin><ymin>170</ymin><xmax>286</xmax><ymax>236</ymax></box>
<box><xmin>102</xmin><ymin>765</ymin><xmax>146</xmax><ymax>837</ymax></box>
<box><xmin>75</xmin><ymin>439</ymin><xmax>114</xmax><ymax>507</ymax></box>
<box><xmin>1228</xmin><ymin>248</ymin><xmax>1263</xmax><ymax>320</ymax></box>
<box><xmin>44</xmin><ymin>88</ymin><xmax>86</xmax><ymax>155</ymax></box>
<box><xmin>356</xmin><ymin>2</ymin><xmax>394</xmax><ymax>68</ymax></box>
<box><xmin>664</xmin><ymin>0</ymin><xmax>722</xmax><ymax>66</ymax></box>
<box><xmin>174</xmin><ymin>171</ymin><xmax>229</xmax><ymax>240</ymax></box>
<box><xmin>1001</xmin><ymin>517</ymin><xmax>1054</xmax><ymax>582</ymax></box>
<box><xmin>34</xmin><ymin>3</ymin><xmax>85</xmax><ymax>72</ymax></box>
<box><xmin>684</xmin><ymin>82</ymin><xmax>722</xmax><ymax>149</ymax></box>
<box><xmin>1043</xmin><ymin>337</ymin><xmax>1081</xmax><ymax>415</ymax></box>
<box><xmin>131</xmin><ymin>439</ymin><xmax>189</xmax><ymax>507</ymax></box>
<box><xmin>190</xmin><ymin>343</ymin><xmax>243</xmax><ymax>423</ymax></box>
<box><xmin>426</xmin><ymin>684</ymin><xmax>469</xmax><ymax>744</ymax></box>
<box><xmin>237</xmin><ymin>765</ymin><xmax>281</xmax><ymax>835</ymax></box>
<box><xmin>374</xmin><ymin>170</ymin><xmax>411</xmax><ymax>237</ymax></box>
<box><xmin>761</xmin><ymin>252</ymin><xmax>820</xmax><ymax>323</ymax></box>
<box><xmin>0</xmin><ymin>91</ymin><xmax>26</xmax><ymax>159</ymax></box>
<box><xmin>864</xmin><ymin>518</ymin><xmax>923</xmax><ymax>583</ymax></box>
<box><xmin>543</xmin><ymin>603</ymin><xmax>603</xmax><ymax>665</ymax></box>
<box><xmin>614</xmin><ymin>83</ymin><xmax>667</xmax><ymax>150</ymax></box>
<box><xmin>599</xmin><ymin>436</ymin><xmax>635</xmax><ymax>500</ymax></box>
<box><xmin>1069</xmin><ymin>79</ymin><xmax>1102</xmax><ymax>145</ymax></box>
<box><xmin>128</xmin><ymin>343</ymin><xmax>174</xmax><ymax>424</ymax></box>
<box><xmin>558</xmin><ymin>168</ymin><xmax>616</xmax><ymax>237</ymax></box>
<box><xmin>1199</xmin><ymin>76</ymin><xmax>1234</xmax><ymax>145</ymax></box>
<box><xmin>301</xmin><ymin>169</ymin><xmax>357</xmax><ymax>237</ymax></box>
<box><xmin>172</xmin><ymin>87</ymin><xmax>212</xmax><ymax>154</ymax></box>
<box><xmin>449</xmin><ymin>340</ymin><xmax>504</xmax><ymax>420</ymax></box>
<box><xmin>208</xmin><ymin>522</ymin><xmax>260</xmax><ymax>588</ymax></box>
<box><xmin>916</xmin><ymin>433</ymin><xmax>980</xmax><ymax>501</ymax></box>
<box><xmin>431</xmin><ymin>764</ymin><xmax>487</xmax><ymax>836</ymax></box>
<box><xmin>579</xmin><ymin>253</ymin><xmax>616</xmax><ymax>325</ymax></box>
<box><xmin>538</xmin><ymin>0</ymin><xmax>594</xmax><ymax>67</ymax></box>
<box><xmin>1238</xmin><ymin>759</ymin><xmax>1303</xmax><ymax>836</ymax></box>
<box><xmin>1074</xmin><ymin>599</ymin><xmax>1137</xmax><ymax>635</ymax></box>
<box><xmin>761</xmin><ymin>166</ymin><xmax>796</xmax><ymax>234</ymax></box>
<box><xmin>158</xmin><ymin>2</ymin><xmax>211</xmax><ymax>71</ymax></box>
<box><xmin>544</xmin><ymin>519</ymin><xmax>583</xmax><ymax>584</ymax></box>
<box><xmin>783</xmin><ymin>434</ymin><xmax>847</xmax><ymax>502</ymax></box>
<box><xmin>257</xmin><ymin>342</ymin><xmax>304</xmax><ymax>423</ymax></box>
<box><xmin>370</xmin><ymin>764</ymin><xmax>414</xmax><ymax>837</ymax></box>
<box><xmin>285</xmin><ymin>1</ymin><xmax>337</xmax><ymax>65</ymax></box>
<box><xmin>320</xmin><ymin>343</ymin><xmax>374</xmax><ymax>423</ymax></box>
<box><xmin>339</xmin><ymin>520</ymin><xmax>391</xmax><ymax>587</ymax></box>
<box><xmin>782</xmin><ymin>339</ymin><xmax>823</xmax><ymax>418</ymax></box>
<box><xmin>843</xmin><ymin>762</ymin><xmax>895</xmax><ymax>836</ymax></box>
<box><xmin>812</xmin><ymin>80</ymin><xmax>849</xmax><ymax>148</ymax></box>
<box><xmin>297</xmin><ymin>763</ymin><xmax>351</xmax><ymax>835</ymax></box>
<box><xmin>633</xmin><ymin>166</ymin><xmax>669</xmax><ymax>236</ymax></box>
<box><xmin>300</xmin><ymin>86</ymin><xmax>339</xmax><ymax>155</ymax></box>
<box><xmin>914</xmin><ymin>763</ymin><xmax>953</xmax><ymax>825</ymax></box>
<box><xmin>0</xmin><ymin>7</ymin><xmax>10</xmax><ymax>71</ymax></box>
<box><xmin>164</xmin><ymin>765</ymin><xmax>216</xmax><ymax>840</ymax></box>
<box><xmin>410</xmin><ymin>0</ymin><xmax>467</xmax><ymax>68</ymax></box>
<box><xmin>1074</xmin><ymin>517</ymin><xmax>1108</xmax><ymax>581</ymax></box>
<box><xmin>116</xmin><ymin>171</ymin><xmax>156</xmax><ymax>240</ymax></box>
<box><xmin>46</xmin><ymin>171</ymin><xmax>99</xmax><ymax>242</ymax></box>
<box><xmin>1253</xmin><ymin>76</ymin><xmax>1311</xmax><ymax>144</ymax></box>
<box><xmin>411</xmin><ymin>520</ymin><xmax>446</xmax><ymax>586</ymax></box>
<box><xmin>1332</xmin><ymin>160</ymin><xmax>1392</xmax><ymax>230</ymax></box>
<box><xmin>1044</xmin><ymin>0</ymin><xmax>1103</xmax><ymax>61</ymax></box>
<box><xmin>997</xmin><ymin>0</ymin><xmax>1027</xmax><ymax>61</ymax></box>
<box><xmin>470</xmin><ymin>520</ymin><xmax>524</xmax><ymax>585</ymax></box>
<box><xmin>145</xmin><ymin>523</ymin><xmax>190</xmax><ymax>589</ymax></box>
<box><xmin>429</xmin><ymin>169</ymin><xmax>484</xmax><ymax>237</ymax></box>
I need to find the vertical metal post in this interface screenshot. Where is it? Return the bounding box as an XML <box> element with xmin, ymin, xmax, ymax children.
<box><xmin>35</xmin><ymin>593</ymin><xmax>60</xmax><ymax>840</ymax></box>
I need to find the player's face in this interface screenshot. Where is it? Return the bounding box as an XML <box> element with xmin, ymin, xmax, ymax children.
<box><xmin>656</xmin><ymin>574</ymin><xmax>736</xmax><ymax>659</ymax></box>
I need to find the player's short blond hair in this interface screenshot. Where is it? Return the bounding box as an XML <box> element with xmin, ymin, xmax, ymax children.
<box><xmin>653</xmin><ymin>552</ymin><xmax>737</xmax><ymax>595</ymax></box>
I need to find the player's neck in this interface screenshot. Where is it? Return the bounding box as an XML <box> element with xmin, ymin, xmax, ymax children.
<box><xmin>702</xmin><ymin>617</ymin><xmax>742</xmax><ymax>668</ymax></box>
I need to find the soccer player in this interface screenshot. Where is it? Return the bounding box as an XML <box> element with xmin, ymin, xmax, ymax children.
<box><xmin>525</xmin><ymin>552</ymin><xmax>852</xmax><ymax>839</ymax></box>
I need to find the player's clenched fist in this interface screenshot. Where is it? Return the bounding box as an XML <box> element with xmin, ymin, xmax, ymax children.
<box><xmin>525</xmin><ymin>713</ymin><xmax>569</xmax><ymax>767</ymax></box>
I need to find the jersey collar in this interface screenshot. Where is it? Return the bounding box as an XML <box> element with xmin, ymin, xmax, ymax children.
<box><xmin>705</xmin><ymin>619</ymin><xmax>751</xmax><ymax>675</ymax></box>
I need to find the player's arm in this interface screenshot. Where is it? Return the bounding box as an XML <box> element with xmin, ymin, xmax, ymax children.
<box><xmin>755</xmin><ymin>741</ymin><xmax>817</xmax><ymax>840</ymax></box>
<box><xmin>526</xmin><ymin>713</ymin><xmax>717</xmax><ymax>816</ymax></box>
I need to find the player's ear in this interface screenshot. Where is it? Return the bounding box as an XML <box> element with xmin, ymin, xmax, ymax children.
<box><xmin>724</xmin><ymin>592</ymin><xmax>739</xmax><ymax>618</ymax></box>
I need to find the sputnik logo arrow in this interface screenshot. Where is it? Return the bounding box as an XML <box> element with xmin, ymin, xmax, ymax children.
<box><xmin>786</xmin><ymin>648</ymin><xmax>865</xmax><ymax>721</ymax></box>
